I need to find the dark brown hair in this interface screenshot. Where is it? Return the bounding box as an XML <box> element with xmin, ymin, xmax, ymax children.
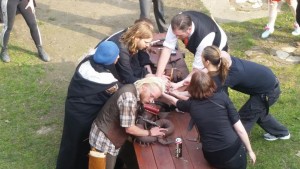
<box><xmin>187</xmin><ymin>71</ymin><xmax>216</xmax><ymax>99</ymax></box>
<box><xmin>202</xmin><ymin>46</ymin><xmax>229</xmax><ymax>84</ymax></box>
<box><xmin>171</xmin><ymin>12</ymin><xmax>192</xmax><ymax>31</ymax></box>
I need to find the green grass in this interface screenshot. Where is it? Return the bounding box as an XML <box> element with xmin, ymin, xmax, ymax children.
<box><xmin>221</xmin><ymin>5</ymin><xmax>300</xmax><ymax>169</ymax></box>
<box><xmin>182</xmin><ymin>4</ymin><xmax>300</xmax><ymax>169</ymax></box>
<box><xmin>0</xmin><ymin>46</ymin><xmax>64</xmax><ymax>168</ymax></box>
<box><xmin>1</xmin><ymin>4</ymin><xmax>300</xmax><ymax>169</ymax></box>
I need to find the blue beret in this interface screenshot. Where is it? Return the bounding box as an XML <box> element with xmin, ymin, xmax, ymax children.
<box><xmin>93</xmin><ymin>41</ymin><xmax>119</xmax><ymax>65</ymax></box>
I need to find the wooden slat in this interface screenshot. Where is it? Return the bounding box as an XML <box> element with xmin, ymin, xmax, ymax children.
<box><xmin>168</xmin><ymin>112</ymin><xmax>195</xmax><ymax>169</ymax></box>
<box><xmin>134</xmin><ymin>143</ymin><xmax>157</xmax><ymax>169</ymax></box>
<box><xmin>151</xmin><ymin>143</ymin><xmax>175</xmax><ymax>169</ymax></box>
<box><xmin>171</xmin><ymin>112</ymin><xmax>213</xmax><ymax>169</ymax></box>
<box><xmin>134</xmin><ymin>112</ymin><xmax>213</xmax><ymax>169</ymax></box>
<box><xmin>185</xmin><ymin>143</ymin><xmax>212</xmax><ymax>169</ymax></box>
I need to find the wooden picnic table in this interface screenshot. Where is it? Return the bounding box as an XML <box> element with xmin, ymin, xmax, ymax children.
<box><xmin>133</xmin><ymin>111</ymin><xmax>213</xmax><ymax>169</ymax></box>
<box><xmin>133</xmin><ymin>33</ymin><xmax>212</xmax><ymax>169</ymax></box>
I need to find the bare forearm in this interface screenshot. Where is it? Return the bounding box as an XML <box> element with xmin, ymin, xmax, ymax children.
<box><xmin>234</xmin><ymin>121</ymin><xmax>254</xmax><ymax>153</ymax></box>
<box><xmin>162</xmin><ymin>93</ymin><xmax>178</xmax><ymax>105</ymax></box>
<box><xmin>156</xmin><ymin>47</ymin><xmax>172</xmax><ymax>77</ymax></box>
<box><xmin>126</xmin><ymin>125</ymin><xmax>166</xmax><ymax>137</ymax></box>
<box><xmin>126</xmin><ymin>125</ymin><xmax>149</xmax><ymax>137</ymax></box>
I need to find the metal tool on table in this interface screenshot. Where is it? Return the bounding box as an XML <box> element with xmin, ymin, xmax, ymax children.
<box><xmin>138</xmin><ymin>116</ymin><xmax>160</xmax><ymax>127</ymax></box>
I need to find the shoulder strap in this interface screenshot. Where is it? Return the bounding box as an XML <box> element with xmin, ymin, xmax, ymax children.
<box><xmin>208</xmin><ymin>98</ymin><xmax>225</xmax><ymax>109</ymax></box>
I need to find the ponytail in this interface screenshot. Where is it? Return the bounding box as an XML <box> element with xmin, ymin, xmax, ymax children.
<box><xmin>202</xmin><ymin>46</ymin><xmax>229</xmax><ymax>84</ymax></box>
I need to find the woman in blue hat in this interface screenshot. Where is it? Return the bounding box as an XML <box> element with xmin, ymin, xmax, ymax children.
<box><xmin>56</xmin><ymin>41</ymin><xmax>121</xmax><ymax>169</ymax></box>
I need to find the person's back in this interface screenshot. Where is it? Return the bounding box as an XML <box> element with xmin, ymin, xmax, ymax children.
<box><xmin>56</xmin><ymin>41</ymin><xmax>120</xmax><ymax>169</ymax></box>
<box><xmin>163</xmin><ymin>71</ymin><xmax>256</xmax><ymax>168</ymax></box>
<box><xmin>156</xmin><ymin>11</ymin><xmax>228</xmax><ymax>90</ymax></box>
<box><xmin>225</xmin><ymin>56</ymin><xmax>277</xmax><ymax>95</ymax></box>
<box><xmin>178</xmin><ymin>91</ymin><xmax>239</xmax><ymax>152</ymax></box>
<box><xmin>180</xmin><ymin>11</ymin><xmax>226</xmax><ymax>54</ymax></box>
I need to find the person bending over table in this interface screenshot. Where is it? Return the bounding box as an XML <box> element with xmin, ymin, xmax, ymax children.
<box><xmin>201</xmin><ymin>45</ymin><xmax>290</xmax><ymax>141</ymax></box>
<box><xmin>89</xmin><ymin>77</ymin><xmax>167</xmax><ymax>169</ymax></box>
<box><xmin>56</xmin><ymin>41</ymin><xmax>121</xmax><ymax>169</ymax></box>
<box><xmin>155</xmin><ymin>10</ymin><xmax>228</xmax><ymax>89</ymax></box>
<box><xmin>98</xmin><ymin>20</ymin><xmax>155</xmax><ymax>84</ymax></box>
<box><xmin>163</xmin><ymin>71</ymin><xmax>256</xmax><ymax>169</ymax></box>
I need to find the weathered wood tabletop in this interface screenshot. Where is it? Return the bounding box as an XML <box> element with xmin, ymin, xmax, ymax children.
<box><xmin>133</xmin><ymin>112</ymin><xmax>213</xmax><ymax>169</ymax></box>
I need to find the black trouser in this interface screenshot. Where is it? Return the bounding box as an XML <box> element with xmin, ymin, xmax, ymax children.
<box><xmin>297</xmin><ymin>0</ymin><xmax>300</xmax><ymax>26</ymax></box>
<box><xmin>203</xmin><ymin>139</ymin><xmax>247</xmax><ymax>169</ymax></box>
<box><xmin>56</xmin><ymin>101</ymin><xmax>103</xmax><ymax>169</ymax></box>
<box><xmin>239</xmin><ymin>80</ymin><xmax>289</xmax><ymax>137</ymax></box>
<box><xmin>1</xmin><ymin>0</ymin><xmax>42</xmax><ymax>49</ymax></box>
<box><xmin>139</xmin><ymin>0</ymin><xmax>168</xmax><ymax>33</ymax></box>
<box><xmin>221</xmin><ymin>145</ymin><xmax>247</xmax><ymax>169</ymax></box>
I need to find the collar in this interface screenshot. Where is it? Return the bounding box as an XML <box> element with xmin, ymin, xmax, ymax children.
<box><xmin>189</xmin><ymin>22</ymin><xmax>195</xmax><ymax>38</ymax></box>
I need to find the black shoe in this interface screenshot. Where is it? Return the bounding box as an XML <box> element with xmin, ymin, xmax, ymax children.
<box><xmin>37</xmin><ymin>46</ymin><xmax>50</xmax><ymax>62</ymax></box>
<box><xmin>1</xmin><ymin>48</ymin><xmax>10</xmax><ymax>63</ymax></box>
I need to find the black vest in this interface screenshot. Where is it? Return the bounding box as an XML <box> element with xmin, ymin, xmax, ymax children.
<box><xmin>182</xmin><ymin>11</ymin><xmax>222</xmax><ymax>54</ymax></box>
<box><xmin>94</xmin><ymin>84</ymin><xmax>139</xmax><ymax>148</ymax></box>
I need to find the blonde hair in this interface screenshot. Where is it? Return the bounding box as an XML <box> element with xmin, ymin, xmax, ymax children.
<box><xmin>134</xmin><ymin>77</ymin><xmax>166</xmax><ymax>93</ymax></box>
<box><xmin>202</xmin><ymin>46</ymin><xmax>229</xmax><ymax>84</ymax></box>
<box><xmin>120</xmin><ymin>21</ymin><xmax>154</xmax><ymax>54</ymax></box>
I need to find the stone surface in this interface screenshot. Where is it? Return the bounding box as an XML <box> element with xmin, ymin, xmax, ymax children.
<box><xmin>281</xmin><ymin>46</ymin><xmax>297</xmax><ymax>53</ymax></box>
<box><xmin>275</xmin><ymin>50</ymin><xmax>290</xmax><ymax>60</ymax></box>
<box><xmin>201</xmin><ymin>0</ymin><xmax>268</xmax><ymax>23</ymax></box>
<box><xmin>245</xmin><ymin>49</ymin><xmax>265</xmax><ymax>58</ymax></box>
<box><xmin>286</xmin><ymin>56</ymin><xmax>300</xmax><ymax>63</ymax></box>
<box><xmin>292</xmin><ymin>48</ymin><xmax>300</xmax><ymax>56</ymax></box>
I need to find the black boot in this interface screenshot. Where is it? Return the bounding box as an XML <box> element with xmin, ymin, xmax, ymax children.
<box><xmin>37</xmin><ymin>46</ymin><xmax>50</xmax><ymax>62</ymax></box>
<box><xmin>1</xmin><ymin>47</ymin><xmax>10</xmax><ymax>63</ymax></box>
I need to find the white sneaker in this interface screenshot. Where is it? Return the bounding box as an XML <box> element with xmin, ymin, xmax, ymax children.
<box><xmin>292</xmin><ymin>23</ymin><xmax>300</xmax><ymax>36</ymax></box>
<box><xmin>292</xmin><ymin>28</ymin><xmax>300</xmax><ymax>36</ymax></box>
<box><xmin>264</xmin><ymin>133</ymin><xmax>291</xmax><ymax>141</ymax></box>
<box><xmin>261</xmin><ymin>25</ymin><xmax>274</xmax><ymax>39</ymax></box>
